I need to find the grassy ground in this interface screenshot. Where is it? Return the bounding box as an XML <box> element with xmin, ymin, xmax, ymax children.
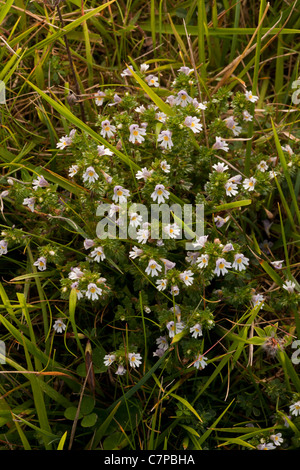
<box><xmin>0</xmin><ymin>0</ymin><xmax>299</xmax><ymax>451</ymax></box>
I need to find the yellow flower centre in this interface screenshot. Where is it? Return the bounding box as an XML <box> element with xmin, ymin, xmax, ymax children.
<box><xmin>163</xmin><ymin>135</ymin><xmax>169</xmax><ymax>141</ymax></box>
<box><xmin>90</xmin><ymin>287</ymin><xmax>95</xmax><ymax>293</ymax></box>
<box><xmin>89</xmin><ymin>171</ymin><xmax>94</xmax><ymax>176</ymax></box>
<box><xmin>191</xmin><ymin>122</ymin><xmax>195</xmax><ymax>127</ymax></box>
<box><xmin>181</xmin><ymin>95</ymin><xmax>186</xmax><ymax>100</ymax></box>
<box><xmin>105</xmin><ymin>126</ymin><xmax>110</xmax><ymax>131</ymax></box>
<box><xmin>157</xmin><ymin>189</ymin><xmax>163</xmax><ymax>195</ymax></box>
<box><xmin>133</xmin><ymin>130</ymin><xmax>139</xmax><ymax>136</ymax></box>
<box><xmin>237</xmin><ymin>258</ymin><xmax>242</xmax><ymax>263</ymax></box>
<box><xmin>117</xmin><ymin>190</ymin><xmax>123</xmax><ymax>196</ymax></box>
<box><xmin>219</xmin><ymin>263</ymin><xmax>224</xmax><ymax>269</ymax></box>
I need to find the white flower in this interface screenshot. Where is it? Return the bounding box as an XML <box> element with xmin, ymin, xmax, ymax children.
<box><xmin>104</xmin><ymin>354</ymin><xmax>116</xmax><ymax>366</ymax></box>
<box><xmin>290</xmin><ymin>400</ymin><xmax>300</xmax><ymax>416</ymax></box>
<box><xmin>108</xmin><ymin>203</ymin><xmax>119</xmax><ymax>218</ymax></box>
<box><xmin>193</xmin><ymin>98</ymin><xmax>207</xmax><ymax>110</ymax></box>
<box><xmin>242</xmin><ymin>110</ymin><xmax>253</xmax><ymax>121</ymax></box>
<box><xmin>86</xmin><ymin>283</ymin><xmax>102</xmax><ymax>301</ymax></box>
<box><xmin>108</xmin><ymin>94</ymin><xmax>122</xmax><ymax>107</ymax></box>
<box><xmin>197</xmin><ymin>254</ymin><xmax>209</xmax><ymax>269</ymax></box>
<box><xmin>156</xmin><ymin>336</ymin><xmax>169</xmax><ymax>351</ymax></box>
<box><xmin>121</xmin><ymin>66</ymin><xmax>134</xmax><ymax>77</ymax></box>
<box><xmin>129</xmin><ymin>246</ymin><xmax>143</xmax><ymax>259</ymax></box>
<box><xmin>156</xmin><ymin>278</ymin><xmax>168</xmax><ymax>291</ymax></box>
<box><xmin>155</xmin><ymin>112</ymin><xmax>167</xmax><ymax>123</ymax></box>
<box><xmin>34</xmin><ymin>256</ymin><xmax>47</xmax><ymax>271</ymax></box>
<box><xmin>135</xmin><ymin>167</ymin><xmax>153</xmax><ymax>181</ymax></box>
<box><xmin>257</xmin><ymin>160</ymin><xmax>268</xmax><ymax>172</ymax></box>
<box><xmin>95</xmin><ymin>90</ymin><xmax>106</xmax><ymax>106</ymax></box>
<box><xmin>140</xmin><ymin>63</ymin><xmax>150</xmax><ymax>72</ymax></box>
<box><xmin>82</xmin><ymin>166</ymin><xmax>99</xmax><ymax>184</ymax></box>
<box><xmin>32</xmin><ymin>175</ymin><xmax>49</xmax><ymax>191</ymax></box>
<box><xmin>157</xmin><ymin>130</ymin><xmax>173</xmax><ymax>150</ymax></box>
<box><xmin>97</xmin><ymin>145</ymin><xmax>113</xmax><ymax>156</ymax></box>
<box><xmin>160</xmin><ymin>160</ymin><xmax>170</xmax><ymax>173</ymax></box>
<box><xmin>174</xmin><ymin>90</ymin><xmax>193</xmax><ymax>107</ymax></box>
<box><xmin>145</xmin><ymin>259</ymin><xmax>162</xmax><ymax>277</ymax></box>
<box><xmin>115</xmin><ymin>364</ymin><xmax>126</xmax><ymax>375</ymax></box>
<box><xmin>53</xmin><ymin>319</ymin><xmax>66</xmax><ymax>334</ymax></box>
<box><xmin>243</xmin><ymin>177</ymin><xmax>256</xmax><ymax>191</ymax></box>
<box><xmin>186</xmin><ymin>251</ymin><xmax>199</xmax><ymax>265</ymax></box>
<box><xmin>136</xmin><ymin>228</ymin><xmax>149</xmax><ymax>244</ymax></box>
<box><xmin>252</xmin><ymin>293</ymin><xmax>265</xmax><ymax>308</ymax></box>
<box><xmin>271</xmin><ymin>260</ymin><xmax>284</xmax><ymax>269</ymax></box>
<box><xmin>129</xmin><ymin>212</ymin><xmax>142</xmax><ymax>228</ymax></box>
<box><xmin>135</xmin><ymin>105</ymin><xmax>146</xmax><ymax>113</ymax></box>
<box><xmin>184</xmin><ymin>116</ymin><xmax>203</xmax><ymax>133</ymax></box>
<box><xmin>270</xmin><ymin>433</ymin><xmax>283</xmax><ymax>446</ymax></box>
<box><xmin>257</xmin><ymin>443</ymin><xmax>276</xmax><ymax>450</ymax></box>
<box><xmin>129</xmin><ymin>124</ymin><xmax>146</xmax><ymax>144</ymax></box>
<box><xmin>163</xmin><ymin>223</ymin><xmax>180</xmax><ymax>239</ymax></box>
<box><xmin>170</xmin><ymin>285</ymin><xmax>180</xmax><ymax>296</ymax></box>
<box><xmin>145</xmin><ymin>74</ymin><xmax>159</xmax><ymax>87</ymax></box>
<box><xmin>281</xmin><ymin>144</ymin><xmax>293</xmax><ymax>156</ymax></box>
<box><xmin>128</xmin><ymin>352</ymin><xmax>142</xmax><ymax>368</ymax></box>
<box><xmin>160</xmin><ymin>258</ymin><xmax>176</xmax><ymax>272</ymax></box>
<box><xmin>228</xmin><ymin>174</ymin><xmax>242</xmax><ymax>184</ymax></box>
<box><xmin>177</xmin><ymin>66</ymin><xmax>193</xmax><ymax>75</ymax></box>
<box><xmin>232</xmin><ymin>253</ymin><xmax>249</xmax><ymax>271</ymax></box>
<box><xmin>68</xmin><ymin>267</ymin><xmax>84</xmax><ymax>280</ymax></box>
<box><xmin>23</xmin><ymin>197</ymin><xmax>36</xmax><ymax>212</ymax></box>
<box><xmin>68</xmin><ymin>165</ymin><xmax>79</xmax><ymax>177</ymax></box>
<box><xmin>166</xmin><ymin>321</ymin><xmax>184</xmax><ymax>338</ymax></box>
<box><xmin>245</xmin><ymin>89</ymin><xmax>259</xmax><ymax>103</ymax></box>
<box><xmin>194</xmin><ymin>354</ymin><xmax>208</xmax><ymax>369</ymax></box>
<box><xmin>166</xmin><ymin>95</ymin><xmax>176</xmax><ymax>106</ymax></box>
<box><xmin>190</xmin><ymin>323</ymin><xmax>202</xmax><ymax>338</ymax></box>
<box><xmin>212</xmin><ymin>162</ymin><xmax>229</xmax><ymax>173</ymax></box>
<box><xmin>225</xmin><ymin>181</ymin><xmax>238</xmax><ymax>197</ymax></box>
<box><xmin>193</xmin><ymin>235</ymin><xmax>208</xmax><ymax>249</ymax></box>
<box><xmin>151</xmin><ymin>184</ymin><xmax>170</xmax><ymax>204</ymax></box>
<box><xmin>282</xmin><ymin>280</ymin><xmax>296</xmax><ymax>293</ymax></box>
<box><xmin>100</xmin><ymin>120</ymin><xmax>116</xmax><ymax>139</ymax></box>
<box><xmin>212</xmin><ymin>136</ymin><xmax>229</xmax><ymax>152</ymax></box>
<box><xmin>222</xmin><ymin>243</ymin><xmax>234</xmax><ymax>253</ymax></box>
<box><xmin>214</xmin><ymin>215</ymin><xmax>229</xmax><ymax>228</ymax></box>
<box><xmin>179</xmin><ymin>270</ymin><xmax>194</xmax><ymax>286</ymax></box>
<box><xmin>0</xmin><ymin>240</ymin><xmax>8</xmax><ymax>255</ymax></box>
<box><xmin>56</xmin><ymin>130</ymin><xmax>76</xmax><ymax>149</ymax></box>
<box><xmin>71</xmin><ymin>282</ymin><xmax>83</xmax><ymax>300</ymax></box>
<box><xmin>90</xmin><ymin>246</ymin><xmax>106</xmax><ymax>262</ymax></box>
<box><xmin>112</xmin><ymin>185</ymin><xmax>130</xmax><ymax>203</ymax></box>
<box><xmin>214</xmin><ymin>258</ymin><xmax>231</xmax><ymax>276</ymax></box>
<box><xmin>224</xmin><ymin>116</ymin><xmax>242</xmax><ymax>136</ymax></box>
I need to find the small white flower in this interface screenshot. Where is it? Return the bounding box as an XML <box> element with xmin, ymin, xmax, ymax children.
<box><xmin>194</xmin><ymin>354</ymin><xmax>208</xmax><ymax>369</ymax></box>
<box><xmin>166</xmin><ymin>95</ymin><xmax>176</xmax><ymax>106</ymax></box>
<box><xmin>95</xmin><ymin>90</ymin><xmax>106</xmax><ymax>106</ymax></box>
<box><xmin>68</xmin><ymin>267</ymin><xmax>84</xmax><ymax>280</ymax></box>
<box><xmin>71</xmin><ymin>282</ymin><xmax>83</xmax><ymax>300</ymax></box>
<box><xmin>34</xmin><ymin>256</ymin><xmax>47</xmax><ymax>271</ymax></box>
<box><xmin>174</xmin><ymin>90</ymin><xmax>193</xmax><ymax>107</ymax></box>
<box><xmin>193</xmin><ymin>98</ymin><xmax>207</xmax><ymax>110</ymax></box>
<box><xmin>151</xmin><ymin>184</ymin><xmax>170</xmax><ymax>204</ymax></box>
<box><xmin>145</xmin><ymin>74</ymin><xmax>159</xmax><ymax>87</ymax></box>
<box><xmin>135</xmin><ymin>105</ymin><xmax>146</xmax><ymax>113</ymax></box>
<box><xmin>232</xmin><ymin>253</ymin><xmax>249</xmax><ymax>271</ymax></box>
<box><xmin>90</xmin><ymin>246</ymin><xmax>106</xmax><ymax>262</ymax></box>
<box><xmin>145</xmin><ymin>259</ymin><xmax>162</xmax><ymax>277</ymax></box>
<box><xmin>129</xmin><ymin>124</ymin><xmax>146</xmax><ymax>144</ymax></box>
<box><xmin>190</xmin><ymin>323</ymin><xmax>202</xmax><ymax>338</ymax></box>
<box><xmin>177</xmin><ymin>66</ymin><xmax>193</xmax><ymax>75</ymax></box>
<box><xmin>112</xmin><ymin>185</ymin><xmax>130</xmax><ymax>203</ymax></box>
<box><xmin>129</xmin><ymin>246</ymin><xmax>143</xmax><ymax>258</ymax></box>
<box><xmin>242</xmin><ymin>110</ymin><xmax>253</xmax><ymax>121</ymax></box>
<box><xmin>0</xmin><ymin>240</ymin><xmax>8</xmax><ymax>255</ymax></box>
<box><xmin>270</xmin><ymin>433</ymin><xmax>283</xmax><ymax>446</ymax></box>
<box><xmin>82</xmin><ymin>166</ymin><xmax>99</xmax><ymax>184</ymax></box>
<box><xmin>32</xmin><ymin>175</ymin><xmax>49</xmax><ymax>191</ymax></box>
<box><xmin>163</xmin><ymin>223</ymin><xmax>180</xmax><ymax>239</ymax></box>
<box><xmin>97</xmin><ymin>145</ymin><xmax>113</xmax><ymax>156</ymax></box>
<box><xmin>281</xmin><ymin>144</ymin><xmax>293</xmax><ymax>156</ymax></box>
<box><xmin>129</xmin><ymin>212</ymin><xmax>142</xmax><ymax>228</ymax></box>
<box><xmin>271</xmin><ymin>260</ymin><xmax>284</xmax><ymax>269</ymax></box>
<box><xmin>156</xmin><ymin>278</ymin><xmax>168</xmax><ymax>291</ymax></box>
<box><xmin>100</xmin><ymin>120</ymin><xmax>116</xmax><ymax>139</ymax></box>
<box><xmin>160</xmin><ymin>160</ymin><xmax>170</xmax><ymax>173</ymax></box>
<box><xmin>212</xmin><ymin>162</ymin><xmax>229</xmax><ymax>173</ymax></box>
<box><xmin>245</xmin><ymin>89</ymin><xmax>259</xmax><ymax>103</ymax></box>
<box><xmin>214</xmin><ymin>258</ymin><xmax>231</xmax><ymax>276</ymax></box>
<box><xmin>212</xmin><ymin>136</ymin><xmax>229</xmax><ymax>152</ymax></box>
<box><xmin>157</xmin><ymin>130</ymin><xmax>173</xmax><ymax>150</ymax></box>
<box><xmin>197</xmin><ymin>254</ymin><xmax>209</xmax><ymax>269</ymax></box>
<box><xmin>136</xmin><ymin>228</ymin><xmax>149</xmax><ymax>244</ymax></box>
<box><xmin>186</xmin><ymin>251</ymin><xmax>199</xmax><ymax>265</ymax></box>
<box><xmin>140</xmin><ymin>63</ymin><xmax>150</xmax><ymax>72</ymax></box>
<box><xmin>257</xmin><ymin>160</ymin><xmax>268</xmax><ymax>172</ymax></box>
<box><xmin>243</xmin><ymin>177</ymin><xmax>256</xmax><ymax>191</ymax></box>
<box><xmin>228</xmin><ymin>174</ymin><xmax>242</xmax><ymax>184</ymax></box>
<box><xmin>135</xmin><ymin>167</ymin><xmax>153</xmax><ymax>181</ymax></box>
<box><xmin>257</xmin><ymin>443</ymin><xmax>276</xmax><ymax>450</ymax></box>
<box><xmin>179</xmin><ymin>270</ymin><xmax>194</xmax><ymax>286</ymax></box>
<box><xmin>128</xmin><ymin>352</ymin><xmax>142</xmax><ymax>368</ymax></box>
<box><xmin>222</xmin><ymin>243</ymin><xmax>234</xmax><ymax>253</ymax></box>
<box><xmin>121</xmin><ymin>66</ymin><xmax>134</xmax><ymax>77</ymax></box>
<box><xmin>53</xmin><ymin>319</ymin><xmax>66</xmax><ymax>334</ymax></box>
<box><xmin>108</xmin><ymin>203</ymin><xmax>119</xmax><ymax>218</ymax></box>
<box><xmin>68</xmin><ymin>165</ymin><xmax>79</xmax><ymax>177</ymax></box>
<box><xmin>170</xmin><ymin>285</ymin><xmax>180</xmax><ymax>296</ymax></box>
<box><xmin>166</xmin><ymin>320</ymin><xmax>184</xmax><ymax>338</ymax></box>
<box><xmin>108</xmin><ymin>94</ymin><xmax>122</xmax><ymax>107</ymax></box>
<box><xmin>115</xmin><ymin>364</ymin><xmax>126</xmax><ymax>375</ymax></box>
<box><xmin>252</xmin><ymin>293</ymin><xmax>265</xmax><ymax>308</ymax></box>
<box><xmin>160</xmin><ymin>258</ymin><xmax>176</xmax><ymax>272</ymax></box>
<box><xmin>290</xmin><ymin>400</ymin><xmax>300</xmax><ymax>416</ymax></box>
<box><xmin>156</xmin><ymin>336</ymin><xmax>169</xmax><ymax>351</ymax></box>
<box><xmin>23</xmin><ymin>197</ymin><xmax>36</xmax><ymax>212</ymax></box>
<box><xmin>184</xmin><ymin>116</ymin><xmax>203</xmax><ymax>133</ymax></box>
<box><xmin>104</xmin><ymin>354</ymin><xmax>116</xmax><ymax>366</ymax></box>
<box><xmin>214</xmin><ymin>215</ymin><xmax>229</xmax><ymax>228</ymax></box>
<box><xmin>282</xmin><ymin>280</ymin><xmax>296</xmax><ymax>294</ymax></box>
<box><xmin>86</xmin><ymin>283</ymin><xmax>102</xmax><ymax>301</ymax></box>
<box><xmin>225</xmin><ymin>181</ymin><xmax>238</xmax><ymax>197</ymax></box>
<box><xmin>155</xmin><ymin>112</ymin><xmax>167</xmax><ymax>123</ymax></box>
<box><xmin>193</xmin><ymin>235</ymin><xmax>208</xmax><ymax>249</ymax></box>
<box><xmin>224</xmin><ymin>116</ymin><xmax>242</xmax><ymax>136</ymax></box>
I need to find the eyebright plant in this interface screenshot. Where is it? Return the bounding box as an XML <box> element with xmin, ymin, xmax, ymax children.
<box><xmin>1</xmin><ymin>61</ymin><xmax>299</xmax><ymax>449</ymax></box>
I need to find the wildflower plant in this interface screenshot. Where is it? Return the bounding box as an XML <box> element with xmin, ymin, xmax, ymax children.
<box><xmin>1</xmin><ymin>57</ymin><xmax>299</xmax><ymax>451</ymax></box>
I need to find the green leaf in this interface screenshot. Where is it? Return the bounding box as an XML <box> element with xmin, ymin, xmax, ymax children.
<box><xmin>81</xmin><ymin>413</ymin><xmax>98</xmax><ymax>428</ymax></box>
